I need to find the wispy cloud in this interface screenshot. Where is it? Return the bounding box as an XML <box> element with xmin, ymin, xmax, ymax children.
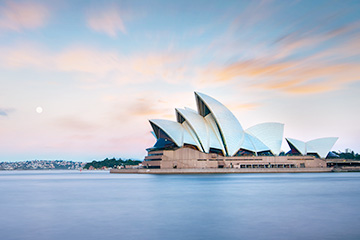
<box><xmin>0</xmin><ymin>43</ymin><xmax>51</xmax><ymax>69</ymax></box>
<box><xmin>284</xmin><ymin>83</ymin><xmax>336</xmax><ymax>95</ymax></box>
<box><xmin>189</xmin><ymin>1</ymin><xmax>360</xmax><ymax>95</ymax></box>
<box><xmin>0</xmin><ymin>108</ymin><xmax>15</xmax><ymax>116</ymax></box>
<box><xmin>0</xmin><ymin>1</ymin><xmax>49</xmax><ymax>31</ymax></box>
<box><xmin>86</xmin><ymin>5</ymin><xmax>126</xmax><ymax>37</ymax></box>
<box><xmin>56</xmin><ymin>47</ymin><xmax>119</xmax><ymax>74</ymax></box>
<box><xmin>230</xmin><ymin>0</ymin><xmax>279</xmax><ymax>30</ymax></box>
<box><xmin>199</xmin><ymin>13</ymin><xmax>360</xmax><ymax>95</ymax></box>
<box><xmin>0</xmin><ymin>43</ymin><xmax>194</xmax><ymax>86</ymax></box>
<box><xmin>126</xmin><ymin>98</ymin><xmax>168</xmax><ymax>117</ymax></box>
<box><xmin>55</xmin><ymin>116</ymin><xmax>98</xmax><ymax>131</ymax></box>
<box><xmin>227</xmin><ymin>103</ymin><xmax>261</xmax><ymax>111</ymax></box>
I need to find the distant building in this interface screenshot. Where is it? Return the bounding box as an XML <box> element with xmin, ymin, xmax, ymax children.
<box><xmin>144</xmin><ymin>92</ymin><xmax>338</xmax><ymax>169</ymax></box>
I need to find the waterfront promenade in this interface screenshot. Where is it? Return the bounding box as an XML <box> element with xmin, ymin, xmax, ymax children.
<box><xmin>110</xmin><ymin>167</ymin><xmax>332</xmax><ymax>174</ymax></box>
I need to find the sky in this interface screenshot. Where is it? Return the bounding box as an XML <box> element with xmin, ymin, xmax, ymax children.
<box><xmin>0</xmin><ymin>0</ymin><xmax>359</xmax><ymax>161</ymax></box>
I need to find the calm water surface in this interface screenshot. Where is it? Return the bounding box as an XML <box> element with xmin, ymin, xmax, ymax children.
<box><xmin>0</xmin><ymin>171</ymin><xmax>359</xmax><ymax>240</ymax></box>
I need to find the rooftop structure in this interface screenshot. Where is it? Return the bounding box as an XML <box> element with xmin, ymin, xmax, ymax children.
<box><xmin>147</xmin><ymin>92</ymin><xmax>338</xmax><ymax>160</ymax></box>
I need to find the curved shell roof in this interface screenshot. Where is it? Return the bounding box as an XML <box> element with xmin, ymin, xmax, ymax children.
<box><xmin>204</xmin><ymin>114</ymin><xmax>226</xmax><ymax>153</ymax></box>
<box><xmin>182</xmin><ymin>121</ymin><xmax>202</xmax><ymax>149</ymax></box>
<box><xmin>286</xmin><ymin>138</ymin><xmax>306</xmax><ymax>155</ymax></box>
<box><xmin>149</xmin><ymin>119</ymin><xmax>184</xmax><ymax>147</ymax></box>
<box><xmin>286</xmin><ymin>137</ymin><xmax>338</xmax><ymax>158</ymax></box>
<box><xmin>195</xmin><ymin>92</ymin><xmax>244</xmax><ymax>156</ymax></box>
<box><xmin>307</xmin><ymin>137</ymin><xmax>338</xmax><ymax>158</ymax></box>
<box><xmin>242</xmin><ymin>133</ymin><xmax>270</xmax><ymax>153</ymax></box>
<box><xmin>176</xmin><ymin>108</ymin><xmax>210</xmax><ymax>152</ymax></box>
<box><xmin>246</xmin><ymin>122</ymin><xmax>284</xmax><ymax>155</ymax></box>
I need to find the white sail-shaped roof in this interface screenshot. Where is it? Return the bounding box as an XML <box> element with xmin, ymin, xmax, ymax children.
<box><xmin>195</xmin><ymin>92</ymin><xmax>244</xmax><ymax>156</ymax></box>
<box><xmin>176</xmin><ymin>108</ymin><xmax>210</xmax><ymax>153</ymax></box>
<box><xmin>286</xmin><ymin>137</ymin><xmax>338</xmax><ymax>158</ymax></box>
<box><xmin>204</xmin><ymin>114</ymin><xmax>226</xmax><ymax>153</ymax></box>
<box><xmin>306</xmin><ymin>137</ymin><xmax>338</xmax><ymax>158</ymax></box>
<box><xmin>182</xmin><ymin>126</ymin><xmax>198</xmax><ymax>146</ymax></box>
<box><xmin>241</xmin><ymin>133</ymin><xmax>270</xmax><ymax>153</ymax></box>
<box><xmin>182</xmin><ymin>121</ymin><xmax>202</xmax><ymax>150</ymax></box>
<box><xmin>184</xmin><ymin>107</ymin><xmax>198</xmax><ymax>113</ymax></box>
<box><xmin>149</xmin><ymin>119</ymin><xmax>184</xmax><ymax>147</ymax></box>
<box><xmin>241</xmin><ymin>133</ymin><xmax>257</xmax><ymax>152</ymax></box>
<box><xmin>249</xmin><ymin>133</ymin><xmax>270</xmax><ymax>152</ymax></box>
<box><xmin>286</xmin><ymin>138</ymin><xmax>306</xmax><ymax>155</ymax></box>
<box><xmin>246</xmin><ymin>122</ymin><xmax>284</xmax><ymax>155</ymax></box>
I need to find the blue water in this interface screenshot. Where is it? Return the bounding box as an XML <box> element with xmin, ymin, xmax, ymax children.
<box><xmin>0</xmin><ymin>171</ymin><xmax>360</xmax><ymax>240</ymax></box>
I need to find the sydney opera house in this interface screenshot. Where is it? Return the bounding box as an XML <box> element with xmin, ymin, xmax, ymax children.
<box><xmin>144</xmin><ymin>92</ymin><xmax>338</xmax><ymax>169</ymax></box>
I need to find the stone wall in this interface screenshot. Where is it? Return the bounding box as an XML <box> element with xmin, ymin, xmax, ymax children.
<box><xmin>143</xmin><ymin>148</ymin><xmax>327</xmax><ymax>169</ymax></box>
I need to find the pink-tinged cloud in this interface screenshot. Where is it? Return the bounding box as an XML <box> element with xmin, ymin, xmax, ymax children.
<box><xmin>0</xmin><ymin>44</ymin><xmax>51</xmax><ymax>69</ymax></box>
<box><xmin>0</xmin><ymin>1</ymin><xmax>49</xmax><ymax>31</ymax></box>
<box><xmin>0</xmin><ymin>43</ymin><xmax>194</xmax><ymax>86</ymax></box>
<box><xmin>86</xmin><ymin>6</ymin><xmax>126</xmax><ymax>37</ymax></box>
<box><xmin>227</xmin><ymin>103</ymin><xmax>261</xmax><ymax>111</ymax></box>
<box><xmin>55</xmin><ymin>47</ymin><xmax>190</xmax><ymax>84</ymax></box>
<box><xmin>56</xmin><ymin>47</ymin><xmax>119</xmax><ymax>74</ymax></box>
<box><xmin>285</xmin><ymin>83</ymin><xmax>336</xmax><ymax>95</ymax></box>
<box><xmin>55</xmin><ymin>116</ymin><xmax>98</xmax><ymax>131</ymax></box>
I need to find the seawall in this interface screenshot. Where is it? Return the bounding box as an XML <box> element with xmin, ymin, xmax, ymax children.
<box><xmin>110</xmin><ymin>168</ymin><xmax>332</xmax><ymax>174</ymax></box>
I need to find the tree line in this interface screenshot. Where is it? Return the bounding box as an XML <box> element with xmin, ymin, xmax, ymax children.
<box><xmin>83</xmin><ymin>158</ymin><xmax>142</xmax><ymax>169</ymax></box>
<box><xmin>331</xmin><ymin>150</ymin><xmax>360</xmax><ymax>160</ymax></box>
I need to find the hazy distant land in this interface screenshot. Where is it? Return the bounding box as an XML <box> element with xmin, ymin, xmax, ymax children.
<box><xmin>0</xmin><ymin>160</ymin><xmax>84</xmax><ymax>170</ymax></box>
<box><xmin>0</xmin><ymin>158</ymin><xmax>142</xmax><ymax>170</ymax></box>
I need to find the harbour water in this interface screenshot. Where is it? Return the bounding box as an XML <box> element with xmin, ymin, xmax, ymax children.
<box><xmin>1</xmin><ymin>171</ymin><xmax>360</xmax><ymax>240</ymax></box>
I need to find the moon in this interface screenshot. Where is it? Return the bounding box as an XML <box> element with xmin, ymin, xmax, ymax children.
<box><xmin>36</xmin><ymin>107</ymin><xmax>43</xmax><ymax>114</ymax></box>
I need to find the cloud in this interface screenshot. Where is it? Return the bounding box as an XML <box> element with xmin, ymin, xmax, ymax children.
<box><xmin>56</xmin><ymin>47</ymin><xmax>119</xmax><ymax>75</ymax></box>
<box><xmin>55</xmin><ymin>47</ymin><xmax>192</xmax><ymax>85</ymax></box>
<box><xmin>230</xmin><ymin>0</ymin><xmax>278</xmax><ymax>30</ymax></box>
<box><xmin>200</xmin><ymin>19</ymin><xmax>360</xmax><ymax>95</ymax></box>
<box><xmin>0</xmin><ymin>43</ymin><xmax>51</xmax><ymax>69</ymax></box>
<box><xmin>55</xmin><ymin>117</ymin><xmax>98</xmax><ymax>131</ymax></box>
<box><xmin>285</xmin><ymin>83</ymin><xmax>336</xmax><ymax>94</ymax></box>
<box><xmin>200</xmin><ymin>53</ymin><xmax>360</xmax><ymax>95</ymax></box>
<box><xmin>272</xmin><ymin>20</ymin><xmax>360</xmax><ymax>61</ymax></box>
<box><xmin>0</xmin><ymin>108</ymin><xmax>15</xmax><ymax>116</ymax></box>
<box><xmin>0</xmin><ymin>1</ymin><xmax>49</xmax><ymax>31</ymax></box>
<box><xmin>0</xmin><ymin>43</ymin><xmax>194</xmax><ymax>86</ymax></box>
<box><xmin>192</xmin><ymin>1</ymin><xmax>360</xmax><ymax>95</ymax></box>
<box><xmin>228</xmin><ymin>103</ymin><xmax>261</xmax><ymax>111</ymax></box>
<box><xmin>207</xmin><ymin>59</ymin><xmax>293</xmax><ymax>82</ymax></box>
<box><xmin>127</xmin><ymin>98</ymin><xmax>167</xmax><ymax>117</ymax></box>
<box><xmin>86</xmin><ymin>6</ymin><xmax>126</xmax><ymax>37</ymax></box>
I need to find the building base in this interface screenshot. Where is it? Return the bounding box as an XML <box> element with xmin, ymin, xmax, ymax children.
<box><xmin>143</xmin><ymin>148</ymin><xmax>327</xmax><ymax>169</ymax></box>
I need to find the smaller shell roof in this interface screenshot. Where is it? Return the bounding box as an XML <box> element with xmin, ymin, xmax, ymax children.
<box><xmin>307</xmin><ymin>137</ymin><xmax>338</xmax><ymax>158</ymax></box>
<box><xmin>246</xmin><ymin>122</ymin><xmax>284</xmax><ymax>155</ymax></box>
<box><xmin>241</xmin><ymin>133</ymin><xmax>270</xmax><ymax>153</ymax></box>
<box><xmin>286</xmin><ymin>138</ymin><xmax>306</xmax><ymax>155</ymax></box>
<box><xmin>149</xmin><ymin>119</ymin><xmax>184</xmax><ymax>147</ymax></box>
<box><xmin>286</xmin><ymin>137</ymin><xmax>338</xmax><ymax>158</ymax></box>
